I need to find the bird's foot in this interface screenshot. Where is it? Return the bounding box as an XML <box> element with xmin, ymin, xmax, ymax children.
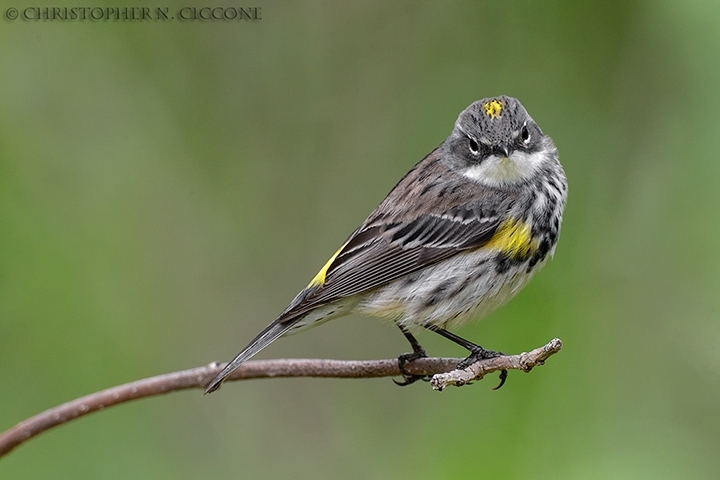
<box><xmin>394</xmin><ymin>347</ymin><xmax>431</xmax><ymax>386</ymax></box>
<box><xmin>457</xmin><ymin>346</ymin><xmax>508</xmax><ymax>390</ymax></box>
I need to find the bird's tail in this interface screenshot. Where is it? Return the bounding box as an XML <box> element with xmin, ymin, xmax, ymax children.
<box><xmin>204</xmin><ymin>321</ymin><xmax>293</xmax><ymax>394</ymax></box>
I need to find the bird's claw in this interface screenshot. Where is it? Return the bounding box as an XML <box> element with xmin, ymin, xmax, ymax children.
<box><xmin>455</xmin><ymin>347</ymin><xmax>508</xmax><ymax>390</ymax></box>
<box><xmin>492</xmin><ymin>369</ymin><xmax>508</xmax><ymax>390</ymax></box>
<box><xmin>394</xmin><ymin>349</ymin><xmax>431</xmax><ymax>386</ymax></box>
<box><xmin>456</xmin><ymin>346</ymin><xmax>503</xmax><ymax>370</ymax></box>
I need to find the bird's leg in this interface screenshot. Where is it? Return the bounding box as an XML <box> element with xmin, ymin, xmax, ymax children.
<box><xmin>394</xmin><ymin>325</ymin><xmax>431</xmax><ymax>386</ymax></box>
<box><xmin>423</xmin><ymin>325</ymin><xmax>508</xmax><ymax>389</ymax></box>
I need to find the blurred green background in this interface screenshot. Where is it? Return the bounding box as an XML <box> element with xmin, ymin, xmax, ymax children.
<box><xmin>2</xmin><ymin>1</ymin><xmax>720</xmax><ymax>478</ymax></box>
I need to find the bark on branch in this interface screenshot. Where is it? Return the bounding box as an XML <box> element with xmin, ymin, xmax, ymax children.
<box><xmin>0</xmin><ymin>338</ymin><xmax>561</xmax><ymax>459</ymax></box>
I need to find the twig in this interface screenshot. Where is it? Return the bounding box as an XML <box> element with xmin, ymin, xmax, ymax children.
<box><xmin>430</xmin><ymin>338</ymin><xmax>563</xmax><ymax>390</ymax></box>
<box><xmin>0</xmin><ymin>339</ymin><xmax>562</xmax><ymax>459</ymax></box>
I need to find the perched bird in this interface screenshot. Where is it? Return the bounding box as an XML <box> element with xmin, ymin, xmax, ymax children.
<box><xmin>205</xmin><ymin>95</ymin><xmax>567</xmax><ymax>393</ymax></box>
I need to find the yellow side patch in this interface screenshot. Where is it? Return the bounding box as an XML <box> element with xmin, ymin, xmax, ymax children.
<box><xmin>485</xmin><ymin>218</ymin><xmax>537</xmax><ymax>260</ymax></box>
<box><xmin>483</xmin><ymin>99</ymin><xmax>503</xmax><ymax>119</ymax></box>
<box><xmin>307</xmin><ymin>243</ymin><xmax>347</xmax><ymax>288</ymax></box>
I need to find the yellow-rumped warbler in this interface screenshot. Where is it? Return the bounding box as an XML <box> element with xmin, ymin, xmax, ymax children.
<box><xmin>205</xmin><ymin>95</ymin><xmax>567</xmax><ymax>393</ymax></box>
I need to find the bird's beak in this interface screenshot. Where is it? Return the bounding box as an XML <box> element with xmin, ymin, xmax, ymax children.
<box><xmin>497</xmin><ymin>145</ymin><xmax>511</xmax><ymax>159</ymax></box>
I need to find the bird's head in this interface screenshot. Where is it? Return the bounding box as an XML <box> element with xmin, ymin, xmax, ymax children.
<box><xmin>441</xmin><ymin>95</ymin><xmax>556</xmax><ymax>187</ymax></box>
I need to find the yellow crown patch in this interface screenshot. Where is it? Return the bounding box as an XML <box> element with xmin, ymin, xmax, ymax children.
<box><xmin>483</xmin><ymin>100</ymin><xmax>503</xmax><ymax>119</ymax></box>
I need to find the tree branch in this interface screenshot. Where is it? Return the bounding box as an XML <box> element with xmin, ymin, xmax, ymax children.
<box><xmin>0</xmin><ymin>338</ymin><xmax>561</xmax><ymax>459</ymax></box>
<box><xmin>430</xmin><ymin>337</ymin><xmax>563</xmax><ymax>390</ymax></box>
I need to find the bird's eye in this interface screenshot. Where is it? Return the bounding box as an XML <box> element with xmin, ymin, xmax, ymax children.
<box><xmin>469</xmin><ymin>138</ymin><xmax>479</xmax><ymax>155</ymax></box>
<box><xmin>520</xmin><ymin>125</ymin><xmax>531</xmax><ymax>145</ymax></box>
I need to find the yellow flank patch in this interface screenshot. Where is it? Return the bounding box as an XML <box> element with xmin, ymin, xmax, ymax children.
<box><xmin>308</xmin><ymin>243</ymin><xmax>347</xmax><ymax>288</ymax></box>
<box><xmin>485</xmin><ymin>218</ymin><xmax>537</xmax><ymax>260</ymax></box>
<box><xmin>483</xmin><ymin>99</ymin><xmax>503</xmax><ymax>119</ymax></box>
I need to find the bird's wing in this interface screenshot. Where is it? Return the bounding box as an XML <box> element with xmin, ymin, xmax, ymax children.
<box><xmin>205</xmin><ymin>148</ymin><xmax>515</xmax><ymax>393</ymax></box>
<box><xmin>277</xmin><ymin>150</ymin><xmax>514</xmax><ymax>324</ymax></box>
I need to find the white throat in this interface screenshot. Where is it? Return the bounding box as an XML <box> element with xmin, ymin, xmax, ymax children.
<box><xmin>462</xmin><ymin>150</ymin><xmax>547</xmax><ymax>187</ymax></box>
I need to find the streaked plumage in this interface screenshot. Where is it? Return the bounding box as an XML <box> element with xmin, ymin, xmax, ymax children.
<box><xmin>205</xmin><ymin>95</ymin><xmax>567</xmax><ymax>393</ymax></box>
